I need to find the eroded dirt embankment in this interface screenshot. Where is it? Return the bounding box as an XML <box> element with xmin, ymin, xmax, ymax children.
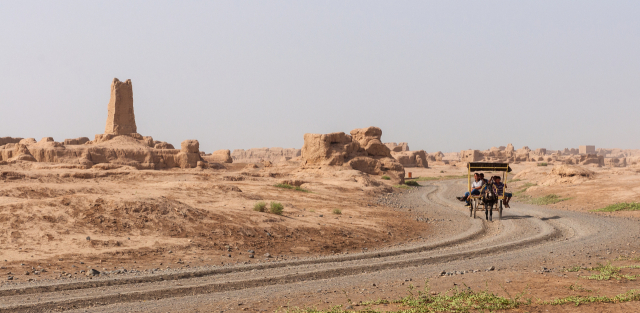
<box><xmin>0</xmin><ymin>165</ymin><xmax>430</xmax><ymax>285</ymax></box>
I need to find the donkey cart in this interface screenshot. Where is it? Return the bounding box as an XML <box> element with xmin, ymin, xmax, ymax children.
<box><xmin>467</xmin><ymin>162</ymin><xmax>512</xmax><ymax>220</ymax></box>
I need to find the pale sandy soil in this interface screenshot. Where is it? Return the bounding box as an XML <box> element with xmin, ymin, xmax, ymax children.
<box><xmin>0</xmin><ymin>160</ymin><xmax>428</xmax><ymax>282</ymax></box>
<box><xmin>506</xmin><ymin>162</ymin><xmax>640</xmax><ymax>217</ymax></box>
<box><xmin>413</xmin><ymin>162</ymin><xmax>640</xmax><ymax>217</ymax></box>
<box><xmin>1</xmin><ymin>160</ymin><xmax>639</xmax><ymax>312</ymax></box>
<box><xmin>199</xmin><ymin>263</ymin><xmax>640</xmax><ymax>313</ymax></box>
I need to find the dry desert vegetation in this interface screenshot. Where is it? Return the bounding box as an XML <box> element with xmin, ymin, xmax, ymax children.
<box><xmin>1</xmin><ymin>79</ymin><xmax>640</xmax><ymax>313</ymax></box>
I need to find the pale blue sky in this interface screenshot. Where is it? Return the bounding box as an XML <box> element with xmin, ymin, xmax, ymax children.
<box><xmin>1</xmin><ymin>1</ymin><xmax>638</xmax><ymax>153</ymax></box>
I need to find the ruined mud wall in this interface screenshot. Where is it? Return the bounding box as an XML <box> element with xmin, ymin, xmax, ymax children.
<box><xmin>203</xmin><ymin>149</ymin><xmax>233</xmax><ymax>163</ymax></box>
<box><xmin>231</xmin><ymin>148</ymin><xmax>300</xmax><ymax>163</ymax></box>
<box><xmin>0</xmin><ymin>135</ymin><xmax>203</xmax><ymax>169</ymax></box>
<box><xmin>0</xmin><ymin>137</ymin><xmax>23</xmax><ymax>147</ymax></box>
<box><xmin>301</xmin><ymin>126</ymin><xmax>405</xmax><ymax>183</ymax></box>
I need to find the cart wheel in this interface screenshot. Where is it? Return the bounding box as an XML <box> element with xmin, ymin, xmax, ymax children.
<box><xmin>499</xmin><ymin>201</ymin><xmax>503</xmax><ymax>219</ymax></box>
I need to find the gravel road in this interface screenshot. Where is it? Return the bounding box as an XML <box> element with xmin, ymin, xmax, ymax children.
<box><xmin>1</xmin><ymin>179</ymin><xmax>638</xmax><ymax>313</ymax></box>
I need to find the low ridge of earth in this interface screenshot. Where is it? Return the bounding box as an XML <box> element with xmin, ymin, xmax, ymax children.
<box><xmin>1</xmin><ymin>176</ymin><xmax>639</xmax><ymax>312</ymax></box>
<box><xmin>0</xmin><ymin>161</ymin><xmax>428</xmax><ymax>285</ymax></box>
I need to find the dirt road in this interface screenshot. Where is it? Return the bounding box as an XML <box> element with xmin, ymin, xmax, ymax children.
<box><xmin>1</xmin><ymin>179</ymin><xmax>638</xmax><ymax>312</ymax></box>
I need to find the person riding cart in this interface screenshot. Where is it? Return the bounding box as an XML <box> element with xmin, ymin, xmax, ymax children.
<box><xmin>461</xmin><ymin>162</ymin><xmax>512</xmax><ymax>221</ymax></box>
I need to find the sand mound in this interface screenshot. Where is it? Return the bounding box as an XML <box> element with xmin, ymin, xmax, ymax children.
<box><xmin>532</xmin><ymin>164</ymin><xmax>594</xmax><ymax>186</ymax></box>
<box><xmin>550</xmin><ymin>164</ymin><xmax>594</xmax><ymax>178</ymax></box>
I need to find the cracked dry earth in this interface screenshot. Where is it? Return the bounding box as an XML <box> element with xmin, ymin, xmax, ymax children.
<box><xmin>2</xmin><ymin>179</ymin><xmax>640</xmax><ymax>312</ymax></box>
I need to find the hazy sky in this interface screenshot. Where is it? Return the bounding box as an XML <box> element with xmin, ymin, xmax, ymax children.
<box><xmin>1</xmin><ymin>1</ymin><xmax>639</xmax><ymax>153</ymax></box>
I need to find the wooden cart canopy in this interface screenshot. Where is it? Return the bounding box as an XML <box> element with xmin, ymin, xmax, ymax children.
<box><xmin>467</xmin><ymin>162</ymin><xmax>512</xmax><ymax>172</ymax></box>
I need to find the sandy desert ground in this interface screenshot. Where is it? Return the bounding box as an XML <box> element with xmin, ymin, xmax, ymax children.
<box><xmin>1</xmin><ymin>158</ymin><xmax>640</xmax><ymax>312</ymax></box>
<box><xmin>2</xmin><ymin>77</ymin><xmax>639</xmax><ymax>312</ymax></box>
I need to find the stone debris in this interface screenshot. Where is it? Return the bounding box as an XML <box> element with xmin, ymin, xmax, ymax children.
<box><xmin>86</xmin><ymin>269</ymin><xmax>100</xmax><ymax>276</ymax></box>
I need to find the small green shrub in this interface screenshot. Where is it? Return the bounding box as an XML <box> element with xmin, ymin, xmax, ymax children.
<box><xmin>594</xmin><ymin>202</ymin><xmax>640</xmax><ymax>212</ymax></box>
<box><xmin>253</xmin><ymin>201</ymin><xmax>267</xmax><ymax>212</ymax></box>
<box><xmin>274</xmin><ymin>183</ymin><xmax>294</xmax><ymax>189</ymax></box>
<box><xmin>274</xmin><ymin>183</ymin><xmax>309</xmax><ymax>192</ymax></box>
<box><xmin>269</xmin><ymin>202</ymin><xmax>284</xmax><ymax>215</ymax></box>
<box><xmin>332</xmin><ymin>208</ymin><xmax>341</xmax><ymax>215</ymax></box>
<box><xmin>538</xmin><ymin>162</ymin><xmax>548</xmax><ymax>166</ymax></box>
<box><xmin>405</xmin><ymin>180</ymin><xmax>420</xmax><ymax>187</ymax></box>
<box><xmin>381</xmin><ymin>175</ymin><xmax>391</xmax><ymax>180</ymax></box>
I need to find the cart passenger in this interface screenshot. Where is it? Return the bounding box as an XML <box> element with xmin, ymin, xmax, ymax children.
<box><xmin>492</xmin><ymin>176</ymin><xmax>512</xmax><ymax>208</ymax></box>
<box><xmin>480</xmin><ymin>173</ymin><xmax>488</xmax><ymax>184</ymax></box>
<box><xmin>457</xmin><ymin>173</ymin><xmax>484</xmax><ymax>207</ymax></box>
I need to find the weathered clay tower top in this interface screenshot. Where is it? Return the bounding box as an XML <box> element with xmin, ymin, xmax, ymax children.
<box><xmin>105</xmin><ymin>78</ymin><xmax>137</xmax><ymax>135</ymax></box>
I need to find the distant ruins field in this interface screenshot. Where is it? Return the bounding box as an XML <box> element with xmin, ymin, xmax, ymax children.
<box><xmin>1</xmin><ymin>79</ymin><xmax>639</xmax><ymax>312</ymax></box>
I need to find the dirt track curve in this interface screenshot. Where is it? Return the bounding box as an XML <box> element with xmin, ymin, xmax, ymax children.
<box><xmin>1</xmin><ymin>179</ymin><xmax>638</xmax><ymax>312</ymax></box>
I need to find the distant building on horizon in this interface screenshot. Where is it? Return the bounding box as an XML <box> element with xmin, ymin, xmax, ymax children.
<box><xmin>579</xmin><ymin>145</ymin><xmax>596</xmax><ymax>154</ymax></box>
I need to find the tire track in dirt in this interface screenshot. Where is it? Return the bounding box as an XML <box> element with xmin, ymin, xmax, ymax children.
<box><xmin>0</xmin><ymin>180</ymin><xmax>608</xmax><ymax>312</ymax></box>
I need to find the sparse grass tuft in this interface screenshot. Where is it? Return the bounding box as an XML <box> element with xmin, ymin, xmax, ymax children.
<box><xmin>538</xmin><ymin>162</ymin><xmax>548</xmax><ymax>166</ymax></box>
<box><xmin>269</xmin><ymin>202</ymin><xmax>284</xmax><ymax>215</ymax></box>
<box><xmin>616</xmin><ymin>256</ymin><xmax>640</xmax><ymax>262</ymax></box>
<box><xmin>566</xmin><ymin>283</ymin><xmax>592</xmax><ymax>292</ymax></box>
<box><xmin>394</xmin><ymin>284</ymin><xmax>531</xmax><ymax>312</ymax></box>
<box><xmin>508</xmin><ymin>178</ymin><xmax>523</xmax><ymax>183</ymax></box>
<box><xmin>274</xmin><ymin>183</ymin><xmax>294</xmax><ymax>189</ymax></box>
<box><xmin>404</xmin><ymin>180</ymin><xmax>420</xmax><ymax>187</ymax></box>
<box><xmin>566</xmin><ymin>265</ymin><xmax>582</xmax><ymax>272</ymax></box>
<box><xmin>393</xmin><ymin>184</ymin><xmax>411</xmax><ymax>189</ymax></box>
<box><xmin>513</xmin><ymin>182</ymin><xmax>537</xmax><ymax>198</ymax></box>
<box><xmin>527</xmin><ymin>194</ymin><xmax>572</xmax><ymax>205</ymax></box>
<box><xmin>274</xmin><ymin>183</ymin><xmax>310</xmax><ymax>193</ymax></box>
<box><xmin>253</xmin><ymin>201</ymin><xmax>267</xmax><ymax>212</ymax></box>
<box><xmin>542</xmin><ymin>289</ymin><xmax>640</xmax><ymax>306</ymax></box>
<box><xmin>594</xmin><ymin>202</ymin><xmax>640</xmax><ymax>212</ymax></box>
<box><xmin>332</xmin><ymin>208</ymin><xmax>341</xmax><ymax>215</ymax></box>
<box><xmin>581</xmin><ymin>262</ymin><xmax>640</xmax><ymax>281</ymax></box>
<box><xmin>284</xmin><ymin>281</ymin><xmax>640</xmax><ymax>312</ymax></box>
<box><xmin>285</xmin><ymin>281</ymin><xmax>531</xmax><ymax>312</ymax></box>
<box><xmin>381</xmin><ymin>175</ymin><xmax>391</xmax><ymax>180</ymax></box>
